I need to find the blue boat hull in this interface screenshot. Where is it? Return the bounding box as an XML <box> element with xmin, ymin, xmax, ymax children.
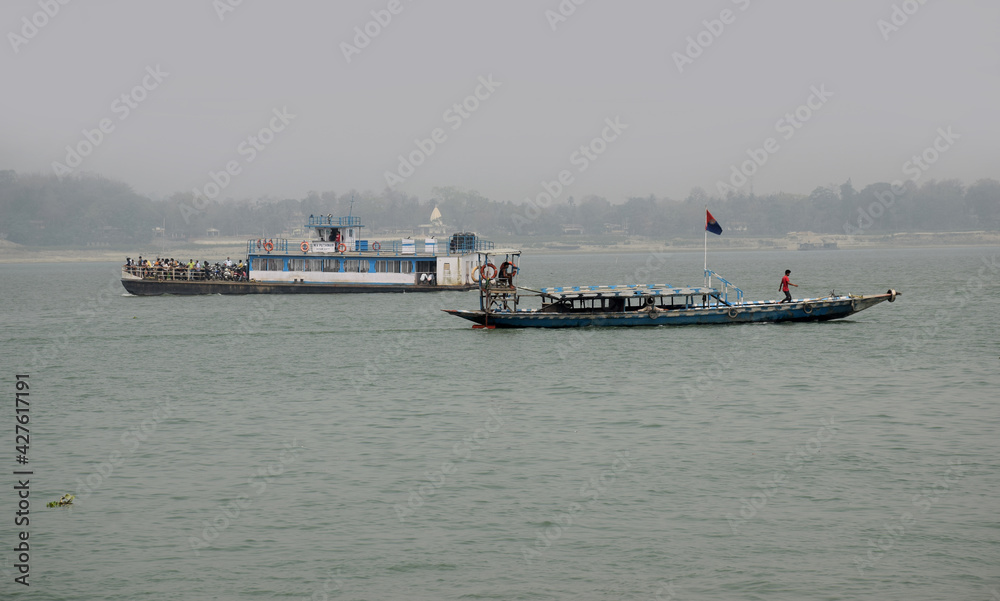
<box><xmin>444</xmin><ymin>295</ymin><xmax>893</xmax><ymax>328</ymax></box>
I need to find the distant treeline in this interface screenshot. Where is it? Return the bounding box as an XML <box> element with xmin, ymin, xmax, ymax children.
<box><xmin>1</xmin><ymin>170</ymin><xmax>998</xmax><ymax>247</ymax></box>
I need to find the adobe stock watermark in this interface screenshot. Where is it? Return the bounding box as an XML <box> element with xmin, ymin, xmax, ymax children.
<box><xmin>7</xmin><ymin>0</ymin><xmax>73</xmax><ymax>55</ymax></box>
<box><xmin>852</xmin><ymin>459</ymin><xmax>965</xmax><ymax>575</ymax></box>
<box><xmin>715</xmin><ymin>84</ymin><xmax>833</xmax><ymax>195</ymax></box>
<box><xmin>725</xmin><ymin>416</ymin><xmax>838</xmax><ymax>534</ymax></box>
<box><xmin>180</xmin><ymin>106</ymin><xmax>295</xmax><ymax>223</ymax></box>
<box><xmin>680</xmin><ymin>322</ymin><xmax>763</xmax><ymax>404</ymax></box>
<box><xmin>877</xmin><ymin>0</ymin><xmax>931</xmax><ymax>41</ymax></box>
<box><xmin>340</xmin><ymin>0</ymin><xmax>414</xmax><ymax>64</ymax></box>
<box><xmin>23</xmin><ymin>272</ymin><xmax>126</xmax><ymax>372</ymax></box>
<box><xmin>355</xmin><ymin>304</ymin><xmax>443</xmax><ymax>394</ymax></box>
<box><xmin>51</xmin><ymin>65</ymin><xmax>169</xmax><ymax>176</ymax></box>
<box><xmin>394</xmin><ymin>404</ymin><xmax>506</xmax><ymax>522</ymax></box>
<box><xmin>212</xmin><ymin>0</ymin><xmax>246</xmax><ymax>22</ymax></box>
<box><xmin>300</xmin><ymin>567</ymin><xmax>346</xmax><ymax>601</ymax></box>
<box><xmin>646</xmin><ymin>582</ymin><xmax>679</xmax><ymax>601</ymax></box>
<box><xmin>843</xmin><ymin>126</ymin><xmax>960</xmax><ymax>238</ymax></box>
<box><xmin>71</xmin><ymin>399</ymin><xmax>175</xmax><ymax>507</ymax></box>
<box><xmin>888</xmin><ymin>253</ymin><xmax>997</xmax><ymax>371</ymax></box>
<box><xmin>188</xmin><ymin>438</ymin><xmax>303</xmax><ymax>556</ymax></box>
<box><xmin>672</xmin><ymin>0</ymin><xmax>752</xmax><ymax>73</ymax></box>
<box><xmin>545</xmin><ymin>0</ymin><xmax>588</xmax><ymax>32</ymax></box>
<box><xmin>521</xmin><ymin>450</ymin><xmax>633</xmax><ymax>563</ymax></box>
<box><xmin>511</xmin><ymin>116</ymin><xmax>628</xmax><ymax>233</ymax></box>
<box><xmin>383</xmin><ymin>74</ymin><xmax>501</xmax><ymax>187</ymax></box>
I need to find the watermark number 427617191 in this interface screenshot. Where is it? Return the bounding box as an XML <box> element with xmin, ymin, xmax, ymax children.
<box><xmin>13</xmin><ymin>374</ymin><xmax>32</xmax><ymax>586</ymax></box>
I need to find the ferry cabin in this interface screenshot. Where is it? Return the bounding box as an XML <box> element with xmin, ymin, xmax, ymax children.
<box><xmin>246</xmin><ymin>216</ymin><xmax>490</xmax><ymax>287</ymax></box>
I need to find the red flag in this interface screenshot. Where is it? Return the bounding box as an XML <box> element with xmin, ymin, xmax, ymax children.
<box><xmin>706</xmin><ymin>210</ymin><xmax>723</xmax><ymax>235</ymax></box>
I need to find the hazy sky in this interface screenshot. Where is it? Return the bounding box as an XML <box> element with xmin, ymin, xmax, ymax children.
<box><xmin>3</xmin><ymin>1</ymin><xmax>998</xmax><ymax>204</ymax></box>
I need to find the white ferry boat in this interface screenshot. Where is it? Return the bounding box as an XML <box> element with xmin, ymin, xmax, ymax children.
<box><xmin>121</xmin><ymin>215</ymin><xmax>492</xmax><ymax>295</ymax></box>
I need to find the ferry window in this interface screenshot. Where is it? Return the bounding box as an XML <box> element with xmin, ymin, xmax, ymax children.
<box><xmin>323</xmin><ymin>259</ymin><xmax>340</xmax><ymax>272</ymax></box>
<box><xmin>289</xmin><ymin>259</ymin><xmax>307</xmax><ymax>271</ymax></box>
<box><xmin>376</xmin><ymin>260</ymin><xmax>401</xmax><ymax>273</ymax></box>
<box><xmin>344</xmin><ymin>260</ymin><xmax>367</xmax><ymax>272</ymax></box>
<box><xmin>254</xmin><ymin>258</ymin><xmax>283</xmax><ymax>271</ymax></box>
<box><xmin>416</xmin><ymin>260</ymin><xmax>435</xmax><ymax>273</ymax></box>
<box><xmin>401</xmin><ymin>261</ymin><xmax>413</xmax><ymax>274</ymax></box>
<box><xmin>308</xmin><ymin>259</ymin><xmax>322</xmax><ymax>272</ymax></box>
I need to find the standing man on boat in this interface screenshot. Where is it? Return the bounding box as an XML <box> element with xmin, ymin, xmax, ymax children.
<box><xmin>778</xmin><ymin>269</ymin><xmax>797</xmax><ymax>303</ymax></box>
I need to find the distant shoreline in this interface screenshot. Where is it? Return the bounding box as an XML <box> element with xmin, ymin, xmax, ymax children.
<box><xmin>1</xmin><ymin>231</ymin><xmax>997</xmax><ymax>264</ymax></box>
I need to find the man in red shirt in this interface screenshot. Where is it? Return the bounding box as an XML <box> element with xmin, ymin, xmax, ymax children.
<box><xmin>779</xmin><ymin>269</ymin><xmax>797</xmax><ymax>303</ymax></box>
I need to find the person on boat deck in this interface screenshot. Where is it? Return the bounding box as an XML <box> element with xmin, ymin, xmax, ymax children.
<box><xmin>778</xmin><ymin>269</ymin><xmax>798</xmax><ymax>303</ymax></box>
<box><xmin>498</xmin><ymin>261</ymin><xmax>516</xmax><ymax>286</ymax></box>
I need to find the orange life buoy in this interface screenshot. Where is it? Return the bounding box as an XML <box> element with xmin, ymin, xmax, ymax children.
<box><xmin>481</xmin><ymin>263</ymin><xmax>497</xmax><ymax>280</ymax></box>
<box><xmin>256</xmin><ymin>239</ymin><xmax>262</xmax><ymax>249</ymax></box>
<box><xmin>372</xmin><ymin>242</ymin><xmax>381</xmax><ymax>251</ymax></box>
<box><xmin>300</xmin><ymin>241</ymin><xmax>310</xmax><ymax>253</ymax></box>
<box><xmin>263</xmin><ymin>241</ymin><xmax>274</xmax><ymax>252</ymax></box>
<box><xmin>471</xmin><ymin>264</ymin><xmax>482</xmax><ymax>281</ymax></box>
<box><xmin>338</xmin><ymin>243</ymin><xmax>347</xmax><ymax>253</ymax></box>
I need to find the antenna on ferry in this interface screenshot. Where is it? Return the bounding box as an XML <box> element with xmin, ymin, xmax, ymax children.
<box><xmin>349</xmin><ymin>195</ymin><xmax>355</xmax><ymax>218</ymax></box>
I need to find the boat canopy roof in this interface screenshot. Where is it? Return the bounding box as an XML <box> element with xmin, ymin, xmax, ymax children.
<box><xmin>479</xmin><ymin>248</ymin><xmax>521</xmax><ymax>257</ymax></box>
<box><xmin>536</xmin><ymin>284</ymin><xmax>718</xmax><ymax>300</ymax></box>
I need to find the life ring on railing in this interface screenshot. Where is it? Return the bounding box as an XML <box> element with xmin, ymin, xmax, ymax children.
<box><xmin>300</xmin><ymin>241</ymin><xmax>310</xmax><ymax>253</ymax></box>
<box><xmin>372</xmin><ymin>242</ymin><xmax>381</xmax><ymax>251</ymax></box>
<box><xmin>256</xmin><ymin>239</ymin><xmax>262</xmax><ymax>249</ymax></box>
<box><xmin>263</xmin><ymin>241</ymin><xmax>274</xmax><ymax>252</ymax></box>
<box><xmin>481</xmin><ymin>263</ymin><xmax>497</xmax><ymax>280</ymax></box>
<box><xmin>338</xmin><ymin>243</ymin><xmax>347</xmax><ymax>253</ymax></box>
<box><xmin>471</xmin><ymin>265</ymin><xmax>482</xmax><ymax>282</ymax></box>
<box><xmin>803</xmin><ymin>303</ymin><xmax>814</xmax><ymax>314</ymax></box>
<box><xmin>727</xmin><ymin>308</ymin><xmax>739</xmax><ymax>318</ymax></box>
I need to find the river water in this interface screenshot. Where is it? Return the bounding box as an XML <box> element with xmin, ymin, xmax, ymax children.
<box><xmin>1</xmin><ymin>246</ymin><xmax>998</xmax><ymax>600</ymax></box>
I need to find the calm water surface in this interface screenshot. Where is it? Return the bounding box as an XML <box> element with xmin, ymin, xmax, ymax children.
<box><xmin>1</xmin><ymin>247</ymin><xmax>998</xmax><ymax>600</ymax></box>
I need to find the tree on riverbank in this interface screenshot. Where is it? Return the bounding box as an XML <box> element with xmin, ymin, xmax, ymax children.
<box><xmin>1</xmin><ymin>170</ymin><xmax>998</xmax><ymax>246</ymax></box>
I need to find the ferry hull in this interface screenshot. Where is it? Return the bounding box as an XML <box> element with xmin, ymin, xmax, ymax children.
<box><xmin>122</xmin><ymin>279</ymin><xmax>475</xmax><ymax>296</ymax></box>
<box><xmin>444</xmin><ymin>294</ymin><xmax>893</xmax><ymax>328</ymax></box>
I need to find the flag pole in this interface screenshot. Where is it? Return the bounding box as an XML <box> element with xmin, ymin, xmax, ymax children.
<box><xmin>704</xmin><ymin>206</ymin><xmax>708</xmax><ymax>287</ymax></box>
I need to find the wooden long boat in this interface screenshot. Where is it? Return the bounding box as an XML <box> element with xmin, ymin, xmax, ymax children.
<box><xmin>443</xmin><ymin>250</ymin><xmax>900</xmax><ymax>328</ymax></box>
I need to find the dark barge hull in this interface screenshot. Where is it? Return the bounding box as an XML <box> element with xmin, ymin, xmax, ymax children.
<box><xmin>121</xmin><ymin>279</ymin><xmax>476</xmax><ymax>296</ymax></box>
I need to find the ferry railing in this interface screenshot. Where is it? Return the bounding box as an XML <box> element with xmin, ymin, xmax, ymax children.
<box><xmin>122</xmin><ymin>265</ymin><xmax>248</xmax><ymax>282</ymax></box>
<box><xmin>243</xmin><ymin>236</ymin><xmax>495</xmax><ymax>256</ymax></box>
<box><xmin>306</xmin><ymin>215</ymin><xmax>362</xmax><ymax>227</ymax></box>
<box><xmin>704</xmin><ymin>269</ymin><xmax>744</xmax><ymax>306</ymax></box>
<box><xmin>247</xmin><ymin>239</ymin><xmax>289</xmax><ymax>254</ymax></box>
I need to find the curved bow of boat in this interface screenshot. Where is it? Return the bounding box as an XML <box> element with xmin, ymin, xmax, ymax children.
<box><xmin>847</xmin><ymin>288</ymin><xmax>901</xmax><ymax>314</ymax></box>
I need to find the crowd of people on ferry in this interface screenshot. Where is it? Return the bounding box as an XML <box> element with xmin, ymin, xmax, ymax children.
<box><xmin>123</xmin><ymin>256</ymin><xmax>248</xmax><ymax>281</ymax></box>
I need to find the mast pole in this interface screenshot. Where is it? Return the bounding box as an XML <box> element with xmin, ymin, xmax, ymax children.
<box><xmin>704</xmin><ymin>206</ymin><xmax>708</xmax><ymax>288</ymax></box>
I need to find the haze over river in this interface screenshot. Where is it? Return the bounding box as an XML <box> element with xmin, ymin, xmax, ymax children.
<box><xmin>1</xmin><ymin>246</ymin><xmax>998</xmax><ymax>600</ymax></box>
